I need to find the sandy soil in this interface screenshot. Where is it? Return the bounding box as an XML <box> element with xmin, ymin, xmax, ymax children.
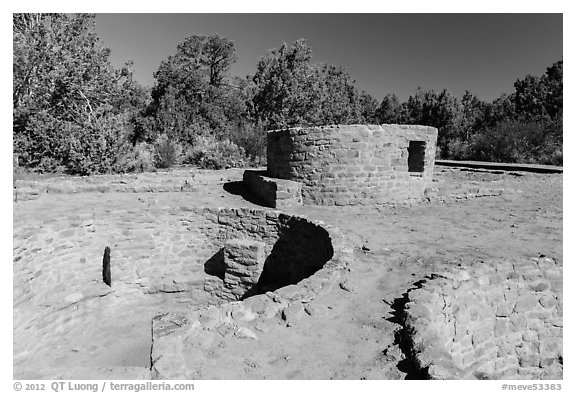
<box><xmin>12</xmin><ymin>166</ymin><xmax>562</xmax><ymax>379</ymax></box>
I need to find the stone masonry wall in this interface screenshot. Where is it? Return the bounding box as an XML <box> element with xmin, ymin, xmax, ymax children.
<box><xmin>403</xmin><ymin>256</ymin><xmax>563</xmax><ymax>380</ymax></box>
<box><xmin>242</xmin><ymin>170</ymin><xmax>303</xmax><ymax>208</ymax></box>
<box><xmin>220</xmin><ymin>239</ymin><xmax>267</xmax><ymax>300</ymax></box>
<box><xmin>14</xmin><ymin>172</ymin><xmax>196</xmax><ymax>202</ymax></box>
<box><xmin>266</xmin><ymin>124</ymin><xmax>438</xmax><ymax>205</ymax></box>
<box><xmin>191</xmin><ymin>207</ymin><xmax>341</xmax><ymax>302</ymax></box>
<box><xmin>150</xmin><ymin>211</ymin><xmax>356</xmax><ymax>379</ymax></box>
<box><xmin>151</xmin><ymin>229</ymin><xmax>355</xmax><ymax>380</ymax></box>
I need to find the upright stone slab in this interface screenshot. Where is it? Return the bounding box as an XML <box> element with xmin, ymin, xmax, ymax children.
<box><xmin>102</xmin><ymin>246</ymin><xmax>111</xmax><ymax>286</ymax></box>
<box><xmin>243</xmin><ymin>170</ymin><xmax>303</xmax><ymax>208</ymax></box>
<box><xmin>222</xmin><ymin>239</ymin><xmax>266</xmax><ymax>300</ymax></box>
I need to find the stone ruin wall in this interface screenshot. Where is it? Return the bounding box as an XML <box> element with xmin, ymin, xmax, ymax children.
<box><xmin>242</xmin><ymin>170</ymin><xmax>303</xmax><ymax>208</ymax></box>
<box><xmin>13</xmin><ymin>205</ymin><xmax>342</xmax><ymax>325</ymax></box>
<box><xmin>150</xmin><ymin>210</ymin><xmax>354</xmax><ymax>379</ymax></box>
<box><xmin>402</xmin><ymin>256</ymin><xmax>563</xmax><ymax>380</ymax></box>
<box><xmin>14</xmin><ymin>201</ymin><xmax>352</xmax><ymax>379</ymax></box>
<box><xmin>194</xmin><ymin>207</ymin><xmax>341</xmax><ymax>302</ymax></box>
<box><xmin>266</xmin><ymin>124</ymin><xmax>438</xmax><ymax>205</ymax></box>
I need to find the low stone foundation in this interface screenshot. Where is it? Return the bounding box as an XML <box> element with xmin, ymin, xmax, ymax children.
<box><xmin>221</xmin><ymin>239</ymin><xmax>266</xmax><ymax>300</ymax></box>
<box><xmin>402</xmin><ymin>256</ymin><xmax>563</xmax><ymax>380</ymax></box>
<box><xmin>242</xmin><ymin>170</ymin><xmax>303</xmax><ymax>208</ymax></box>
<box><xmin>13</xmin><ymin>172</ymin><xmax>197</xmax><ymax>202</ymax></box>
<box><xmin>150</xmin><ymin>210</ymin><xmax>354</xmax><ymax>379</ymax></box>
<box><xmin>199</xmin><ymin>238</ymin><xmax>271</xmax><ymax>301</ymax></box>
<box><xmin>200</xmin><ymin>207</ymin><xmax>339</xmax><ymax>302</ymax></box>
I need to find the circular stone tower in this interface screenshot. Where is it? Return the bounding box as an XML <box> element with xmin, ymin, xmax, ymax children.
<box><xmin>245</xmin><ymin>124</ymin><xmax>438</xmax><ymax>206</ymax></box>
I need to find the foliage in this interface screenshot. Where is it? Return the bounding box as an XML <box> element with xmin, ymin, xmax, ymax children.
<box><xmin>153</xmin><ymin>134</ymin><xmax>182</xmax><ymax>169</ymax></box>
<box><xmin>378</xmin><ymin>61</ymin><xmax>562</xmax><ymax>164</ymax></box>
<box><xmin>223</xmin><ymin>121</ymin><xmax>267</xmax><ymax>161</ymax></box>
<box><xmin>251</xmin><ymin>39</ymin><xmax>364</xmax><ymax>130</ymax></box>
<box><xmin>359</xmin><ymin>90</ymin><xmax>380</xmax><ymax>123</ymax></box>
<box><xmin>316</xmin><ymin>64</ymin><xmax>363</xmax><ymax>125</ymax></box>
<box><xmin>65</xmin><ymin>110</ymin><xmax>133</xmax><ymax>174</ymax></box>
<box><xmin>184</xmin><ymin>135</ymin><xmax>247</xmax><ymax>169</ymax></box>
<box><xmin>119</xmin><ymin>142</ymin><xmax>156</xmax><ymax>173</ymax></box>
<box><xmin>140</xmin><ymin>34</ymin><xmax>246</xmax><ymax>143</ymax></box>
<box><xmin>376</xmin><ymin>94</ymin><xmax>404</xmax><ymax>124</ymax></box>
<box><xmin>512</xmin><ymin>61</ymin><xmax>562</xmax><ymax>121</ymax></box>
<box><xmin>14</xmin><ymin>109</ymin><xmax>132</xmax><ymax>175</ymax></box>
<box><xmin>13</xmin><ymin>13</ymin><xmax>146</xmax><ymax>174</ymax></box>
<box><xmin>398</xmin><ymin>88</ymin><xmax>462</xmax><ymax>158</ymax></box>
<box><xmin>466</xmin><ymin>119</ymin><xmax>562</xmax><ymax>165</ymax></box>
<box><xmin>13</xmin><ymin>15</ymin><xmax>562</xmax><ymax>171</ymax></box>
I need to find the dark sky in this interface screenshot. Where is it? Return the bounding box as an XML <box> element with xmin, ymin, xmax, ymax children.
<box><xmin>94</xmin><ymin>13</ymin><xmax>562</xmax><ymax>102</ymax></box>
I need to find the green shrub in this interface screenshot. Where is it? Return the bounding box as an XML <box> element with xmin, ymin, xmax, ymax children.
<box><xmin>153</xmin><ymin>134</ymin><xmax>183</xmax><ymax>169</ymax></box>
<box><xmin>65</xmin><ymin>111</ymin><xmax>133</xmax><ymax>175</ymax></box>
<box><xmin>14</xmin><ymin>112</ymin><xmax>69</xmax><ymax>171</ymax></box>
<box><xmin>446</xmin><ymin>139</ymin><xmax>472</xmax><ymax>161</ymax></box>
<box><xmin>14</xmin><ymin>109</ymin><xmax>136</xmax><ymax>175</ymax></box>
<box><xmin>184</xmin><ymin>135</ymin><xmax>247</xmax><ymax>169</ymax></box>
<box><xmin>223</xmin><ymin>122</ymin><xmax>267</xmax><ymax>161</ymax></box>
<box><xmin>463</xmin><ymin>119</ymin><xmax>562</xmax><ymax>165</ymax></box>
<box><xmin>117</xmin><ymin>142</ymin><xmax>156</xmax><ymax>172</ymax></box>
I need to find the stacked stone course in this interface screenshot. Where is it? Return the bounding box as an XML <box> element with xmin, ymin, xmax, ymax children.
<box><xmin>242</xmin><ymin>170</ymin><xmax>302</xmax><ymax>208</ymax></box>
<box><xmin>403</xmin><ymin>256</ymin><xmax>563</xmax><ymax>380</ymax></box>
<box><xmin>191</xmin><ymin>206</ymin><xmax>341</xmax><ymax>302</ymax></box>
<box><xmin>13</xmin><ymin>172</ymin><xmax>197</xmax><ymax>202</ymax></box>
<box><xmin>245</xmin><ymin>124</ymin><xmax>437</xmax><ymax>206</ymax></box>
<box><xmin>220</xmin><ymin>239</ymin><xmax>266</xmax><ymax>300</ymax></box>
<box><xmin>150</xmin><ymin>210</ymin><xmax>355</xmax><ymax>379</ymax></box>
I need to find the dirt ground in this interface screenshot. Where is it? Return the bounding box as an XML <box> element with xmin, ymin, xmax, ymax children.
<box><xmin>12</xmin><ymin>166</ymin><xmax>563</xmax><ymax>379</ymax></box>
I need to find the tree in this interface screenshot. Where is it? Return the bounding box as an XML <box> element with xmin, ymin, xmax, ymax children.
<box><xmin>251</xmin><ymin>39</ymin><xmax>364</xmax><ymax>129</ymax></box>
<box><xmin>512</xmin><ymin>60</ymin><xmax>562</xmax><ymax>121</ymax></box>
<box><xmin>543</xmin><ymin>60</ymin><xmax>563</xmax><ymax>120</ymax></box>
<box><xmin>371</xmin><ymin>60</ymin><xmax>562</xmax><ymax>164</ymax></box>
<box><xmin>13</xmin><ymin>13</ymin><xmax>146</xmax><ymax>174</ymax></box>
<box><xmin>483</xmin><ymin>94</ymin><xmax>516</xmax><ymax>128</ymax></box>
<box><xmin>316</xmin><ymin>64</ymin><xmax>362</xmax><ymax>125</ymax></box>
<box><xmin>459</xmin><ymin>90</ymin><xmax>486</xmax><ymax>141</ymax></box>
<box><xmin>143</xmin><ymin>34</ymin><xmax>245</xmax><ymax>143</ymax></box>
<box><xmin>252</xmin><ymin>39</ymin><xmax>316</xmax><ymax>129</ymax></box>
<box><xmin>401</xmin><ymin>88</ymin><xmax>461</xmax><ymax>157</ymax></box>
<box><xmin>376</xmin><ymin>94</ymin><xmax>404</xmax><ymax>124</ymax></box>
<box><xmin>359</xmin><ymin>91</ymin><xmax>379</xmax><ymax>123</ymax></box>
<box><xmin>202</xmin><ymin>35</ymin><xmax>237</xmax><ymax>87</ymax></box>
<box><xmin>512</xmin><ymin>74</ymin><xmax>549</xmax><ymax>120</ymax></box>
<box><xmin>461</xmin><ymin>60</ymin><xmax>562</xmax><ymax>165</ymax></box>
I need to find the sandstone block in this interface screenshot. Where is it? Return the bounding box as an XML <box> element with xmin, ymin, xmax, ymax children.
<box><xmin>234</xmin><ymin>327</ymin><xmax>258</xmax><ymax>340</ymax></box>
<box><xmin>519</xmin><ymin>355</ymin><xmax>539</xmax><ymax>368</ymax></box>
<box><xmin>539</xmin><ymin>357</ymin><xmax>557</xmax><ymax>368</ymax></box>
<box><xmin>496</xmin><ymin>355</ymin><xmax>519</xmax><ymax>370</ymax></box>
<box><xmin>281</xmin><ymin>302</ymin><xmax>306</xmax><ymax>324</ymax></box>
<box><xmin>538</xmin><ymin>294</ymin><xmax>557</xmax><ymax>309</ymax></box>
<box><xmin>472</xmin><ymin>322</ymin><xmax>494</xmax><ymax>345</ymax></box>
<box><xmin>514</xmin><ymin>294</ymin><xmax>540</xmax><ymax>313</ymax></box>
<box><xmin>539</xmin><ymin>338</ymin><xmax>562</xmax><ymax>355</ymax></box>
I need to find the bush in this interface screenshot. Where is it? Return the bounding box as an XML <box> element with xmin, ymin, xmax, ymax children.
<box><xmin>446</xmin><ymin>139</ymin><xmax>472</xmax><ymax>161</ymax></box>
<box><xmin>153</xmin><ymin>134</ymin><xmax>182</xmax><ymax>169</ymax></box>
<box><xmin>183</xmin><ymin>134</ymin><xmax>247</xmax><ymax>169</ymax></box>
<box><xmin>13</xmin><ymin>110</ymin><xmax>133</xmax><ymax>175</ymax></box>
<box><xmin>463</xmin><ymin>119</ymin><xmax>562</xmax><ymax>165</ymax></box>
<box><xmin>14</xmin><ymin>112</ymin><xmax>69</xmax><ymax>171</ymax></box>
<box><xmin>66</xmin><ymin>111</ymin><xmax>133</xmax><ymax>175</ymax></box>
<box><xmin>117</xmin><ymin>142</ymin><xmax>156</xmax><ymax>172</ymax></box>
<box><xmin>223</xmin><ymin>122</ymin><xmax>267</xmax><ymax>160</ymax></box>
